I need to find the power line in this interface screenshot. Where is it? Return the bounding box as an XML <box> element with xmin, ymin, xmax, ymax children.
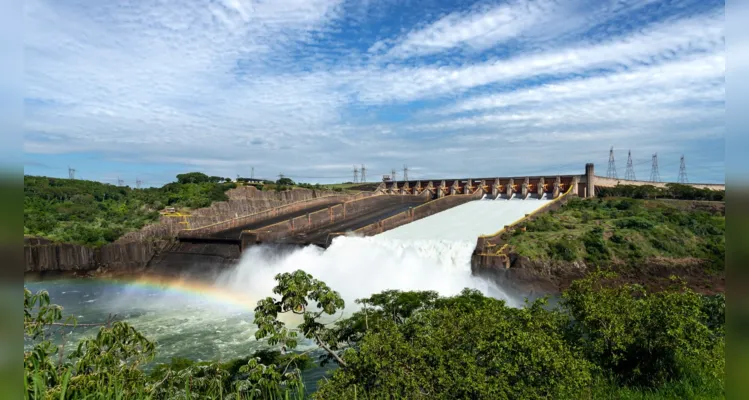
<box><xmin>607</xmin><ymin>146</ymin><xmax>618</xmax><ymax>179</ymax></box>
<box><xmin>360</xmin><ymin>164</ymin><xmax>366</xmax><ymax>183</ymax></box>
<box><xmin>625</xmin><ymin>150</ymin><xmax>636</xmax><ymax>180</ymax></box>
<box><xmin>649</xmin><ymin>153</ymin><xmax>661</xmax><ymax>183</ymax></box>
<box><xmin>678</xmin><ymin>155</ymin><xmax>689</xmax><ymax>184</ymax></box>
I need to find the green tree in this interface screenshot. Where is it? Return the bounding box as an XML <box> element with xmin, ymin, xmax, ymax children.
<box><xmin>276</xmin><ymin>177</ymin><xmax>295</xmax><ymax>186</ymax></box>
<box><xmin>175</xmin><ymin>172</ymin><xmax>210</xmax><ymax>184</ymax></box>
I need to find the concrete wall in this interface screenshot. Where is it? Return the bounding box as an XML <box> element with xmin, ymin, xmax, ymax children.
<box><xmin>119</xmin><ymin>186</ymin><xmax>351</xmax><ymax>242</ymax></box>
<box><xmin>242</xmin><ymin>195</ymin><xmax>425</xmax><ymax>244</ymax></box>
<box><xmin>24</xmin><ymin>239</ymin><xmax>167</xmax><ymax>273</ymax></box>
<box><xmin>341</xmin><ymin>192</ymin><xmax>483</xmax><ymax>241</ymax></box>
<box><xmin>177</xmin><ymin>194</ymin><xmax>355</xmax><ymax>238</ymax></box>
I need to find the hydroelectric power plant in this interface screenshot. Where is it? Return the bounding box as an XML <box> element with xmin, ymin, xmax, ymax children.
<box><xmin>23</xmin><ymin>164</ymin><xmax>725</xmax><ymax>366</ymax></box>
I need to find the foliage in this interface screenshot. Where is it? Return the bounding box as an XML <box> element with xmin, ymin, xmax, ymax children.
<box><xmin>508</xmin><ymin>197</ymin><xmax>725</xmax><ymax>269</ymax></box>
<box><xmin>275</xmin><ymin>177</ymin><xmax>295</xmax><ymax>186</ymax></box>
<box><xmin>24</xmin><ymin>174</ymin><xmax>236</xmax><ymax>246</ymax></box>
<box><xmin>598</xmin><ymin>183</ymin><xmax>724</xmax><ymax>201</ymax></box>
<box><xmin>24</xmin><ymin>288</ymin><xmax>307</xmax><ymax>399</ymax></box>
<box><xmin>562</xmin><ymin>272</ymin><xmax>724</xmax><ymax>389</ymax></box>
<box><xmin>25</xmin><ymin>268</ymin><xmax>726</xmax><ymax>399</ymax></box>
<box><xmin>316</xmin><ymin>291</ymin><xmax>593</xmax><ymax>399</ymax></box>
<box><xmin>253</xmin><ymin>270</ymin><xmax>346</xmax><ymax>366</ymax></box>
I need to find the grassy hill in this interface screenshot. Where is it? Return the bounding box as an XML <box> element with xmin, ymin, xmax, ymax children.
<box><xmin>508</xmin><ymin>197</ymin><xmax>725</xmax><ymax>271</ymax></box>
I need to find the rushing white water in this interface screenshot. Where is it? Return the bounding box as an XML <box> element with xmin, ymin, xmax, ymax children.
<box><xmin>217</xmin><ymin>198</ymin><xmax>553</xmax><ymax>309</ymax></box>
<box><xmin>379</xmin><ymin>197</ymin><xmax>551</xmax><ymax>241</ymax></box>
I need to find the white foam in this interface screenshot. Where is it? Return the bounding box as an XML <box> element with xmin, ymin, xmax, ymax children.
<box><xmin>378</xmin><ymin>198</ymin><xmax>551</xmax><ymax>241</ymax></box>
<box><xmin>217</xmin><ymin>236</ymin><xmax>515</xmax><ymax>310</ymax></box>
<box><xmin>217</xmin><ymin>198</ymin><xmax>552</xmax><ymax>312</ymax></box>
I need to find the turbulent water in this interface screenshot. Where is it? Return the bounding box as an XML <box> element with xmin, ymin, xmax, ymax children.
<box><xmin>25</xmin><ymin>198</ymin><xmax>551</xmax><ymax>383</ymax></box>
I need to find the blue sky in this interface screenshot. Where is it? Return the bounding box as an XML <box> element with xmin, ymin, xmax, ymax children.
<box><xmin>23</xmin><ymin>0</ymin><xmax>725</xmax><ymax>186</ymax></box>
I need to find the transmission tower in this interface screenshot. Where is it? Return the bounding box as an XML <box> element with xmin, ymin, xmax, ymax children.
<box><xmin>136</xmin><ymin>178</ymin><xmax>143</xmax><ymax>189</ymax></box>
<box><xmin>360</xmin><ymin>164</ymin><xmax>366</xmax><ymax>183</ymax></box>
<box><xmin>251</xmin><ymin>167</ymin><xmax>254</xmax><ymax>179</ymax></box>
<box><xmin>607</xmin><ymin>146</ymin><xmax>618</xmax><ymax>179</ymax></box>
<box><xmin>117</xmin><ymin>176</ymin><xmax>124</xmax><ymax>187</ymax></box>
<box><xmin>353</xmin><ymin>165</ymin><xmax>359</xmax><ymax>183</ymax></box>
<box><xmin>391</xmin><ymin>168</ymin><xmax>397</xmax><ymax>182</ymax></box>
<box><xmin>678</xmin><ymin>155</ymin><xmax>689</xmax><ymax>184</ymax></box>
<box><xmin>649</xmin><ymin>153</ymin><xmax>661</xmax><ymax>183</ymax></box>
<box><xmin>625</xmin><ymin>150</ymin><xmax>636</xmax><ymax>180</ymax></box>
<box><xmin>403</xmin><ymin>165</ymin><xmax>409</xmax><ymax>181</ymax></box>
<box><xmin>68</xmin><ymin>166</ymin><xmax>76</xmax><ymax>180</ymax></box>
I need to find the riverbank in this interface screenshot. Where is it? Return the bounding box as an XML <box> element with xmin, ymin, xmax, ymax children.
<box><xmin>472</xmin><ymin>197</ymin><xmax>725</xmax><ymax>296</ymax></box>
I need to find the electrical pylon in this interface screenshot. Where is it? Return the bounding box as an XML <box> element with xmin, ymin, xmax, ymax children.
<box><xmin>678</xmin><ymin>155</ymin><xmax>688</xmax><ymax>184</ymax></box>
<box><xmin>625</xmin><ymin>150</ymin><xmax>636</xmax><ymax>180</ymax></box>
<box><xmin>607</xmin><ymin>146</ymin><xmax>618</xmax><ymax>179</ymax></box>
<box><xmin>649</xmin><ymin>153</ymin><xmax>661</xmax><ymax>183</ymax></box>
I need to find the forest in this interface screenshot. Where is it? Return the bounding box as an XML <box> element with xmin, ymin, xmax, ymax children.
<box><xmin>24</xmin><ymin>174</ymin><xmax>236</xmax><ymax>246</ymax></box>
<box><xmin>25</xmin><ymin>271</ymin><xmax>725</xmax><ymax>399</ymax></box>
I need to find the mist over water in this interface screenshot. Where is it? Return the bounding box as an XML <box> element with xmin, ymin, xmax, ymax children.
<box><xmin>216</xmin><ymin>198</ymin><xmax>554</xmax><ymax>310</ymax></box>
<box><xmin>216</xmin><ymin>236</ymin><xmax>515</xmax><ymax>310</ymax></box>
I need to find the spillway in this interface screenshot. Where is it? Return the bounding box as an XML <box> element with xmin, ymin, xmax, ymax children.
<box><xmin>216</xmin><ymin>196</ymin><xmax>553</xmax><ymax>311</ymax></box>
<box><xmin>378</xmin><ymin>196</ymin><xmax>551</xmax><ymax>241</ymax></box>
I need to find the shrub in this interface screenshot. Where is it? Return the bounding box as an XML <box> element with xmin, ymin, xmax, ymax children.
<box><xmin>550</xmin><ymin>238</ymin><xmax>579</xmax><ymax>261</ymax></box>
<box><xmin>615</xmin><ymin>217</ymin><xmax>655</xmax><ymax>230</ymax></box>
<box><xmin>562</xmin><ymin>273</ymin><xmax>724</xmax><ymax>388</ymax></box>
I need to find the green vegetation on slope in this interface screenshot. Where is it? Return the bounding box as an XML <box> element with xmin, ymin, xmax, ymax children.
<box><xmin>25</xmin><ymin>271</ymin><xmax>725</xmax><ymax>399</ymax></box>
<box><xmin>509</xmin><ymin>197</ymin><xmax>725</xmax><ymax>270</ymax></box>
<box><xmin>598</xmin><ymin>183</ymin><xmax>724</xmax><ymax>201</ymax></box>
<box><xmin>24</xmin><ymin>174</ymin><xmax>236</xmax><ymax>246</ymax></box>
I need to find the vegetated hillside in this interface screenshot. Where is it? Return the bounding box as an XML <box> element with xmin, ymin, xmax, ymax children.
<box><xmin>509</xmin><ymin>197</ymin><xmax>725</xmax><ymax>272</ymax></box>
<box><xmin>597</xmin><ymin>183</ymin><xmax>725</xmax><ymax>201</ymax></box>
<box><xmin>24</xmin><ymin>173</ymin><xmax>236</xmax><ymax>246</ymax></box>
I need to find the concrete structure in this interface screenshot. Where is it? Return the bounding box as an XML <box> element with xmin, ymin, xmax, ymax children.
<box><xmin>24</xmin><ymin>163</ymin><xmax>726</xmax><ymax>276</ymax></box>
<box><xmin>374</xmin><ymin>164</ymin><xmax>725</xmax><ymax>200</ymax></box>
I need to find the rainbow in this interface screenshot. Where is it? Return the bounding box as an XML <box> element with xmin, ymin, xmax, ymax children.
<box><xmin>94</xmin><ymin>275</ymin><xmax>261</xmax><ymax>312</ymax></box>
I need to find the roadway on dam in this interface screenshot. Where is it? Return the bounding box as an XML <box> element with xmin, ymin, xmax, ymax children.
<box><xmin>208</xmin><ymin>202</ymin><xmax>344</xmax><ymax>240</ymax></box>
<box><xmin>276</xmin><ymin>201</ymin><xmax>421</xmax><ymax>246</ymax></box>
<box><xmin>377</xmin><ymin>195</ymin><xmax>552</xmax><ymax>241</ymax></box>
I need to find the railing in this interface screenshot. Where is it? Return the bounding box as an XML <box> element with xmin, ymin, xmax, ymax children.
<box><xmin>177</xmin><ymin>193</ymin><xmax>356</xmax><ymax>235</ymax></box>
<box><xmin>324</xmin><ymin>191</ymin><xmax>482</xmax><ymax>245</ymax></box>
<box><xmin>240</xmin><ymin>193</ymin><xmax>394</xmax><ymax>241</ymax></box>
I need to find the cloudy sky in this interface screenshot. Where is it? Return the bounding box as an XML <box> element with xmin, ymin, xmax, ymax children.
<box><xmin>23</xmin><ymin>0</ymin><xmax>724</xmax><ymax>185</ymax></box>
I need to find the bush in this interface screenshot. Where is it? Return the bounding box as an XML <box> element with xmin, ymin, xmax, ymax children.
<box><xmin>583</xmin><ymin>227</ymin><xmax>609</xmax><ymax>263</ymax></box>
<box><xmin>562</xmin><ymin>273</ymin><xmax>724</xmax><ymax>388</ymax></box>
<box><xmin>316</xmin><ymin>291</ymin><xmax>593</xmax><ymax>399</ymax></box>
<box><xmin>550</xmin><ymin>238</ymin><xmax>579</xmax><ymax>261</ymax></box>
<box><xmin>615</xmin><ymin>217</ymin><xmax>655</xmax><ymax>230</ymax></box>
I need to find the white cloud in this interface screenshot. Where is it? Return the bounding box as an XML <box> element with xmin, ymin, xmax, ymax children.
<box><xmin>23</xmin><ymin>0</ymin><xmax>726</xmax><ymax>184</ymax></box>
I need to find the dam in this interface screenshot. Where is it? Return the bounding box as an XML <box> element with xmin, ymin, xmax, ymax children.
<box><xmin>25</xmin><ymin>162</ymin><xmax>725</xmax><ymax>277</ymax></box>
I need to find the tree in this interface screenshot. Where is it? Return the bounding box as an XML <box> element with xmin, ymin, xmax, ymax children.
<box><xmin>315</xmin><ymin>290</ymin><xmax>593</xmax><ymax>399</ymax></box>
<box><xmin>254</xmin><ymin>270</ymin><xmax>347</xmax><ymax>366</ymax></box>
<box><xmin>175</xmin><ymin>172</ymin><xmax>210</xmax><ymax>184</ymax></box>
<box><xmin>276</xmin><ymin>177</ymin><xmax>295</xmax><ymax>186</ymax></box>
